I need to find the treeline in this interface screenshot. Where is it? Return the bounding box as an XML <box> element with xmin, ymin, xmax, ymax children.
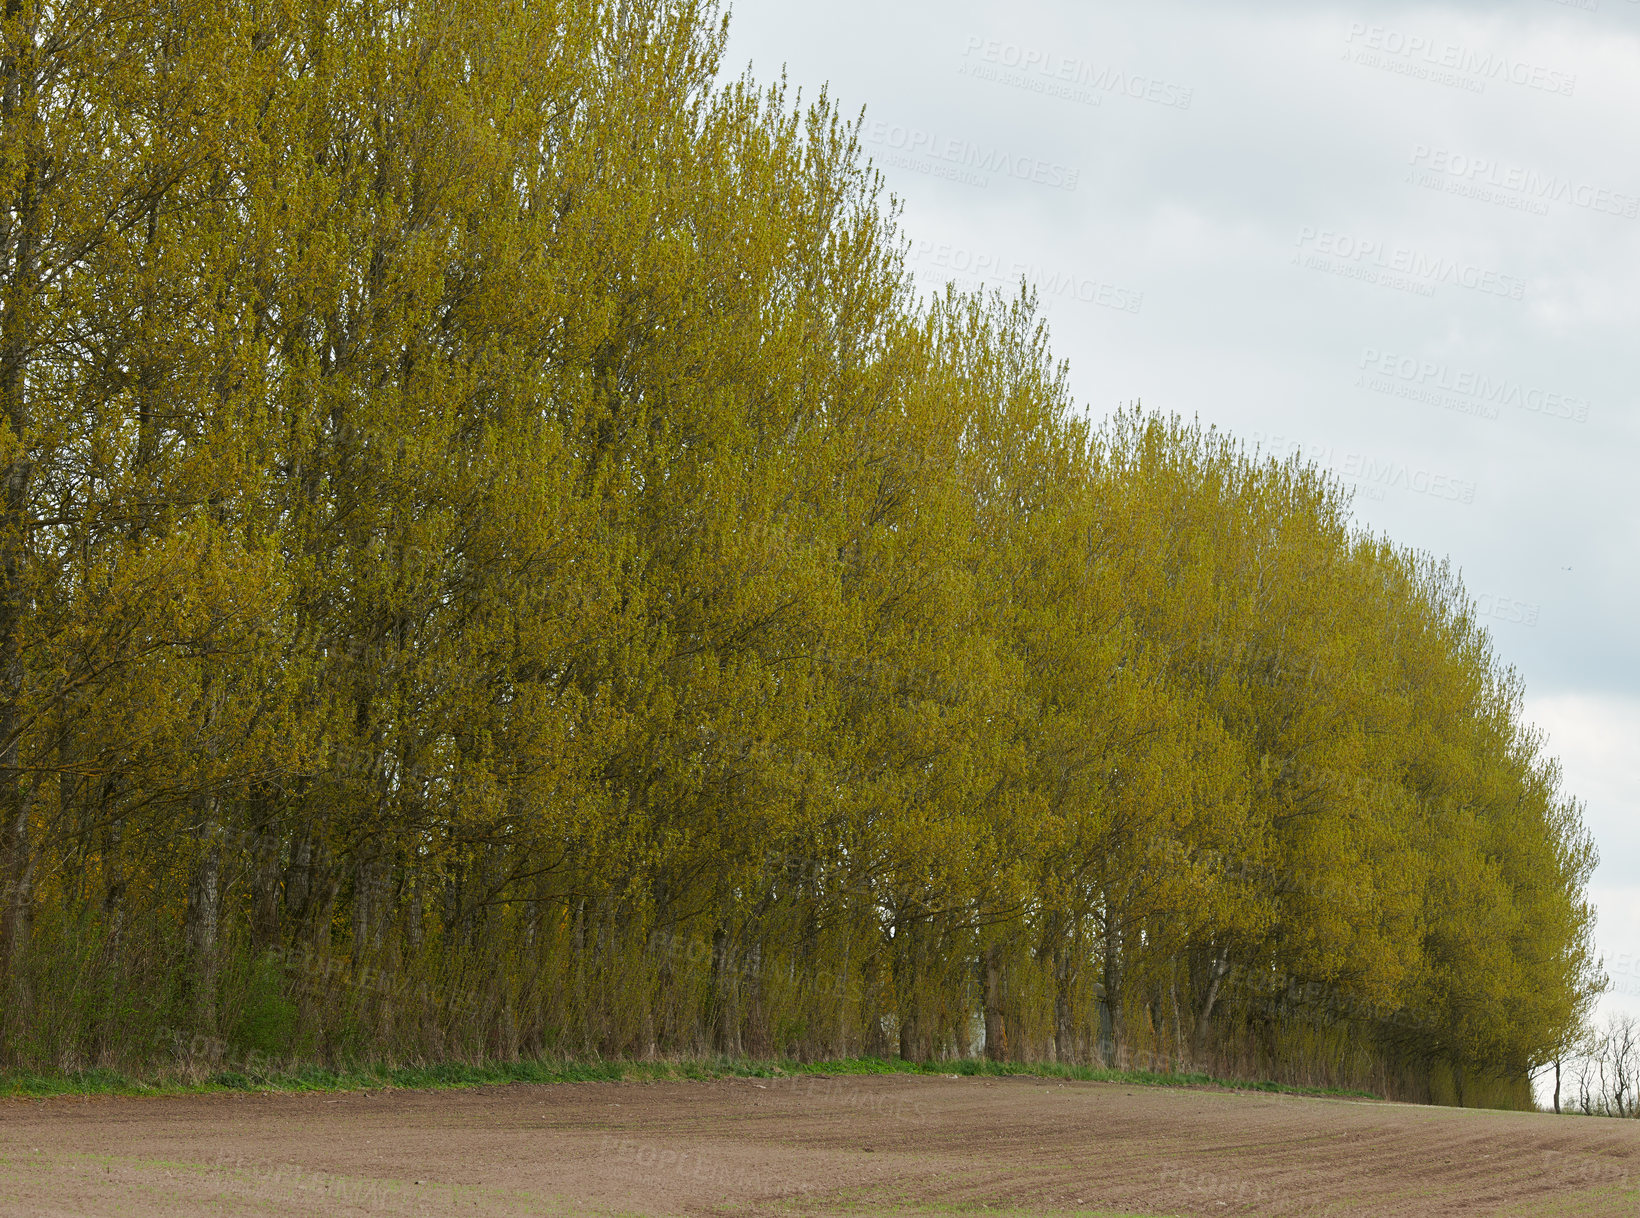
<box><xmin>1558</xmin><ymin>1013</ymin><xmax>1640</xmax><ymax>1117</ymax></box>
<box><xmin>0</xmin><ymin>0</ymin><xmax>1600</xmax><ymax>1106</ymax></box>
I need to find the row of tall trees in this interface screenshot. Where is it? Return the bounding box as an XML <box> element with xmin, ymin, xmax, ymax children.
<box><xmin>0</xmin><ymin>0</ymin><xmax>1600</xmax><ymax>1106</ymax></box>
<box><xmin>1555</xmin><ymin>1013</ymin><xmax>1640</xmax><ymax>1117</ymax></box>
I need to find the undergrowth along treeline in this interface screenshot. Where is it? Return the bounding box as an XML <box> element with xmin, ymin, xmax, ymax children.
<box><xmin>1</xmin><ymin>1053</ymin><xmax>1372</xmax><ymax>1102</ymax></box>
<box><xmin>0</xmin><ymin>0</ymin><xmax>1601</xmax><ymax>1108</ymax></box>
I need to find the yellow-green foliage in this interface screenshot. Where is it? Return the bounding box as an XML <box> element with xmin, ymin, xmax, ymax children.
<box><xmin>0</xmin><ymin>0</ymin><xmax>1599</xmax><ymax>1107</ymax></box>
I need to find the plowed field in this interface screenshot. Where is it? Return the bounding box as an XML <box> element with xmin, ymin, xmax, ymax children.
<box><xmin>4</xmin><ymin>1073</ymin><xmax>1638</xmax><ymax>1215</ymax></box>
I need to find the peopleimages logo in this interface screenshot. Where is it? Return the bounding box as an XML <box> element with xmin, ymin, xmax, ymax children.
<box><xmin>959</xmin><ymin>37</ymin><xmax>1193</xmax><ymax>110</ymax></box>
<box><xmin>909</xmin><ymin>240</ymin><xmax>1144</xmax><ymax>314</ymax></box>
<box><xmin>863</xmin><ymin>120</ymin><xmax>1080</xmax><ymax>192</ymax></box>
<box><xmin>1343</xmin><ymin>23</ymin><xmax>1577</xmax><ymax>96</ymax></box>
<box><xmin>1409</xmin><ymin>146</ymin><xmax>1638</xmax><ymax>219</ymax></box>
<box><xmin>1337</xmin><ymin>453</ymin><xmax>1476</xmax><ymax>503</ymax></box>
<box><xmin>1294</xmin><ymin>228</ymin><xmax>1526</xmax><ymax>301</ymax></box>
<box><xmin>1250</xmin><ymin>432</ymin><xmax>1477</xmax><ymax>505</ymax></box>
<box><xmin>1472</xmin><ymin>592</ymin><xmax>1541</xmax><ymax>627</ymax></box>
<box><xmin>1357</xmin><ymin>349</ymin><xmax>1591</xmax><ymax>423</ymax></box>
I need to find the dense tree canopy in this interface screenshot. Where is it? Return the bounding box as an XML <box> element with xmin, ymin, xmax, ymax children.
<box><xmin>0</xmin><ymin>0</ymin><xmax>1600</xmax><ymax>1106</ymax></box>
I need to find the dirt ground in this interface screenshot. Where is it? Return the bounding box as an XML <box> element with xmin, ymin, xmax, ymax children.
<box><xmin>3</xmin><ymin>1074</ymin><xmax>1639</xmax><ymax>1216</ymax></box>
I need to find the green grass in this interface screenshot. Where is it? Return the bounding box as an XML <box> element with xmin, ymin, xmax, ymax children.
<box><xmin>1</xmin><ymin>1052</ymin><xmax>1380</xmax><ymax>1101</ymax></box>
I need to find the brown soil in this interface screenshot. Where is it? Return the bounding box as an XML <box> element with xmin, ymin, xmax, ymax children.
<box><xmin>2</xmin><ymin>1074</ymin><xmax>1637</xmax><ymax>1215</ymax></box>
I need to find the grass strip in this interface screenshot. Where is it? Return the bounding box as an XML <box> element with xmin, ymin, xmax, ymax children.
<box><xmin>2</xmin><ymin>1054</ymin><xmax>1377</xmax><ymax>1101</ymax></box>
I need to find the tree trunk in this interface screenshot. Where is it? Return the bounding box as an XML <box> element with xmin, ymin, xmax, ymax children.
<box><xmin>101</xmin><ymin>812</ymin><xmax>126</xmax><ymax>961</ymax></box>
<box><xmin>570</xmin><ymin>897</ymin><xmax>586</xmax><ymax>1052</ymax></box>
<box><xmin>893</xmin><ymin>920</ymin><xmax>931</xmax><ymax>1063</ymax></box>
<box><xmin>250</xmin><ymin>793</ymin><xmax>281</xmax><ymax>951</ymax></box>
<box><xmin>0</xmin><ymin>0</ymin><xmax>39</xmax><ymax>1008</ymax></box>
<box><xmin>862</xmin><ymin>953</ymin><xmax>891</xmax><ymax>1059</ymax></box>
<box><xmin>1169</xmin><ymin>964</ymin><xmax>1186</xmax><ymax>1070</ymax></box>
<box><xmin>0</xmin><ymin>791</ymin><xmax>30</xmax><ymax>1007</ymax></box>
<box><xmin>351</xmin><ymin>851</ymin><xmax>383</xmax><ymax>967</ymax></box>
<box><xmin>1054</xmin><ymin>946</ymin><xmax>1076</xmax><ymax>1065</ymax></box>
<box><xmin>1099</xmin><ymin>925</ymin><xmax>1124</xmax><ymax>1067</ymax></box>
<box><xmin>1193</xmin><ymin>949</ymin><xmax>1231</xmax><ymax>1059</ymax></box>
<box><xmin>712</xmin><ymin>923</ymin><xmax>740</xmax><ymax>1056</ymax></box>
<box><xmin>285</xmin><ymin>827</ymin><xmax>313</xmax><ymax>926</ymax></box>
<box><xmin>743</xmin><ymin>941</ymin><xmax>767</xmax><ymax>1058</ymax></box>
<box><xmin>982</xmin><ymin>942</ymin><xmax>1009</xmax><ymax>1062</ymax></box>
<box><xmin>186</xmin><ymin>813</ymin><xmax>223</xmax><ymax>1032</ymax></box>
<box><xmin>406</xmin><ymin>868</ymin><xmax>425</xmax><ymax>955</ymax></box>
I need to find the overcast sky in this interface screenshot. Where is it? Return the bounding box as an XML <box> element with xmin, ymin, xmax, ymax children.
<box><xmin>721</xmin><ymin>0</ymin><xmax>1640</xmax><ymax>1043</ymax></box>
